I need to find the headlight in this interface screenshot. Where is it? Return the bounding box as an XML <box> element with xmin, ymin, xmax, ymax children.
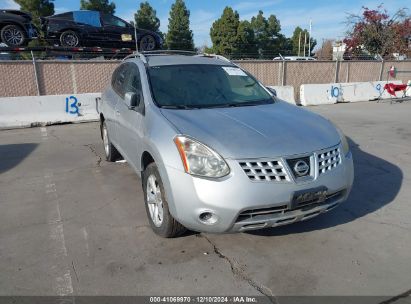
<box><xmin>174</xmin><ymin>136</ymin><xmax>230</xmax><ymax>178</ymax></box>
<box><xmin>335</xmin><ymin>125</ymin><xmax>350</xmax><ymax>156</ymax></box>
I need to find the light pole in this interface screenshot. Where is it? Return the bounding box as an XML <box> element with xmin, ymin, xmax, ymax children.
<box><xmin>308</xmin><ymin>20</ymin><xmax>312</xmax><ymax>57</ymax></box>
<box><xmin>303</xmin><ymin>32</ymin><xmax>307</xmax><ymax>57</ymax></box>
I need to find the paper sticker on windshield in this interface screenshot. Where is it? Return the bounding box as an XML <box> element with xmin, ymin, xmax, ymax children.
<box><xmin>222</xmin><ymin>67</ymin><xmax>247</xmax><ymax>76</ymax></box>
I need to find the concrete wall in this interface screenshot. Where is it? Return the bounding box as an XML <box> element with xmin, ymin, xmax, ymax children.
<box><xmin>300</xmin><ymin>81</ymin><xmax>404</xmax><ymax>106</ymax></box>
<box><xmin>267</xmin><ymin>86</ymin><xmax>295</xmax><ymax>104</ymax></box>
<box><xmin>0</xmin><ymin>93</ymin><xmax>100</xmax><ymax>129</ymax></box>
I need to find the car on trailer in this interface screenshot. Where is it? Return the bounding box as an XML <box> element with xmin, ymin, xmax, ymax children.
<box><xmin>41</xmin><ymin>10</ymin><xmax>163</xmax><ymax>51</ymax></box>
<box><xmin>0</xmin><ymin>10</ymin><xmax>38</xmax><ymax>47</ymax></box>
<box><xmin>99</xmin><ymin>51</ymin><xmax>354</xmax><ymax>238</ymax></box>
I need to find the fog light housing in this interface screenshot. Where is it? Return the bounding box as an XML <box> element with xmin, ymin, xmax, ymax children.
<box><xmin>199</xmin><ymin>212</ymin><xmax>218</xmax><ymax>225</ymax></box>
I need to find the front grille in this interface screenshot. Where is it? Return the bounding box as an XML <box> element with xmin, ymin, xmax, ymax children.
<box><xmin>235</xmin><ymin>190</ymin><xmax>345</xmax><ymax>223</ymax></box>
<box><xmin>237</xmin><ymin>204</ymin><xmax>288</xmax><ymax>221</ymax></box>
<box><xmin>317</xmin><ymin>147</ymin><xmax>341</xmax><ymax>175</ymax></box>
<box><xmin>239</xmin><ymin>160</ymin><xmax>290</xmax><ymax>182</ymax></box>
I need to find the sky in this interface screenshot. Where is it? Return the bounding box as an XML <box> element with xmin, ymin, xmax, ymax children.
<box><xmin>1</xmin><ymin>0</ymin><xmax>408</xmax><ymax>48</ymax></box>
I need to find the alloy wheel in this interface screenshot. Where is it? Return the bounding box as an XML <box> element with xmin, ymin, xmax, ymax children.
<box><xmin>62</xmin><ymin>32</ymin><xmax>79</xmax><ymax>47</ymax></box>
<box><xmin>146</xmin><ymin>174</ymin><xmax>164</xmax><ymax>227</ymax></box>
<box><xmin>140</xmin><ymin>35</ymin><xmax>156</xmax><ymax>51</ymax></box>
<box><xmin>102</xmin><ymin>125</ymin><xmax>109</xmax><ymax>157</ymax></box>
<box><xmin>3</xmin><ymin>27</ymin><xmax>24</xmax><ymax>46</ymax></box>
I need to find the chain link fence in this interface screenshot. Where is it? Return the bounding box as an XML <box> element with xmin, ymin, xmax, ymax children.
<box><xmin>1</xmin><ymin>57</ymin><xmax>410</xmax><ymax>100</ymax></box>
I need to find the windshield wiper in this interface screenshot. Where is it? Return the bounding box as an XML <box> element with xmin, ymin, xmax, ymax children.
<box><xmin>220</xmin><ymin>100</ymin><xmax>273</xmax><ymax>108</ymax></box>
<box><xmin>160</xmin><ymin>105</ymin><xmax>199</xmax><ymax>110</ymax></box>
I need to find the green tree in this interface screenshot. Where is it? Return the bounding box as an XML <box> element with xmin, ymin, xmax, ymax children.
<box><xmin>80</xmin><ymin>0</ymin><xmax>115</xmax><ymax>14</ymax></box>
<box><xmin>250</xmin><ymin>10</ymin><xmax>284</xmax><ymax>59</ymax></box>
<box><xmin>210</xmin><ymin>7</ymin><xmax>240</xmax><ymax>56</ymax></box>
<box><xmin>15</xmin><ymin>0</ymin><xmax>54</xmax><ymax>28</ymax></box>
<box><xmin>134</xmin><ymin>1</ymin><xmax>160</xmax><ymax>33</ymax></box>
<box><xmin>165</xmin><ymin>0</ymin><xmax>194</xmax><ymax>51</ymax></box>
<box><xmin>291</xmin><ymin>26</ymin><xmax>317</xmax><ymax>56</ymax></box>
<box><xmin>234</xmin><ymin>20</ymin><xmax>257</xmax><ymax>58</ymax></box>
<box><xmin>209</xmin><ymin>7</ymin><xmax>257</xmax><ymax>58</ymax></box>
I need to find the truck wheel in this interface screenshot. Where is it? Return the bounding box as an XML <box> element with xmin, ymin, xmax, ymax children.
<box><xmin>143</xmin><ymin>163</ymin><xmax>186</xmax><ymax>237</ymax></box>
<box><xmin>60</xmin><ymin>30</ymin><xmax>79</xmax><ymax>47</ymax></box>
<box><xmin>1</xmin><ymin>25</ymin><xmax>27</xmax><ymax>47</ymax></box>
<box><xmin>101</xmin><ymin>121</ymin><xmax>120</xmax><ymax>162</ymax></box>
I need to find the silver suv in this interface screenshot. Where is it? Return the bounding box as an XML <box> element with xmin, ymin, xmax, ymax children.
<box><xmin>99</xmin><ymin>51</ymin><xmax>354</xmax><ymax>238</ymax></box>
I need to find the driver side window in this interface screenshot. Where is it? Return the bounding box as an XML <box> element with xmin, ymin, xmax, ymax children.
<box><xmin>102</xmin><ymin>14</ymin><xmax>127</xmax><ymax>27</ymax></box>
<box><xmin>123</xmin><ymin>63</ymin><xmax>142</xmax><ymax>96</ymax></box>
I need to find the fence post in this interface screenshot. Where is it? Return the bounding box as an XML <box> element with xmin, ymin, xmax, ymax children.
<box><xmin>70</xmin><ymin>63</ymin><xmax>78</xmax><ymax>94</ymax></box>
<box><xmin>346</xmin><ymin>61</ymin><xmax>350</xmax><ymax>83</ymax></box>
<box><xmin>31</xmin><ymin>51</ymin><xmax>40</xmax><ymax>96</ymax></box>
<box><xmin>334</xmin><ymin>59</ymin><xmax>340</xmax><ymax>83</ymax></box>
<box><xmin>281</xmin><ymin>59</ymin><xmax>286</xmax><ymax>86</ymax></box>
<box><xmin>379</xmin><ymin>59</ymin><xmax>384</xmax><ymax>81</ymax></box>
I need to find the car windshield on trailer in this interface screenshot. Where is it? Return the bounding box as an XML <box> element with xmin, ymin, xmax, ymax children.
<box><xmin>147</xmin><ymin>64</ymin><xmax>273</xmax><ymax>109</ymax></box>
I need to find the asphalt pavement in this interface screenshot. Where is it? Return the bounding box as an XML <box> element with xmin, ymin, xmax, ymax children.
<box><xmin>0</xmin><ymin>101</ymin><xmax>410</xmax><ymax>301</ymax></box>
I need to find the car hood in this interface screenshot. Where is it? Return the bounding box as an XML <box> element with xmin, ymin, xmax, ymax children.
<box><xmin>160</xmin><ymin>101</ymin><xmax>341</xmax><ymax>159</ymax></box>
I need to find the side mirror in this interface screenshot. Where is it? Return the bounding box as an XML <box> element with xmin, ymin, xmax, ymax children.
<box><xmin>124</xmin><ymin>92</ymin><xmax>140</xmax><ymax>109</ymax></box>
<box><xmin>266</xmin><ymin>87</ymin><xmax>277</xmax><ymax>97</ymax></box>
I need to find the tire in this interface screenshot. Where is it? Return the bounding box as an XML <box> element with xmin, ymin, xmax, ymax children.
<box><xmin>1</xmin><ymin>24</ymin><xmax>27</xmax><ymax>47</ymax></box>
<box><xmin>143</xmin><ymin>163</ymin><xmax>186</xmax><ymax>238</ymax></box>
<box><xmin>101</xmin><ymin>121</ymin><xmax>120</xmax><ymax>162</ymax></box>
<box><xmin>60</xmin><ymin>30</ymin><xmax>80</xmax><ymax>47</ymax></box>
<box><xmin>139</xmin><ymin>35</ymin><xmax>156</xmax><ymax>51</ymax></box>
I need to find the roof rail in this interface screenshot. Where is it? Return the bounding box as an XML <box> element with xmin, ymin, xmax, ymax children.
<box><xmin>201</xmin><ymin>53</ymin><xmax>231</xmax><ymax>63</ymax></box>
<box><xmin>141</xmin><ymin>50</ymin><xmax>198</xmax><ymax>56</ymax></box>
<box><xmin>122</xmin><ymin>50</ymin><xmax>237</xmax><ymax>66</ymax></box>
<box><xmin>122</xmin><ymin>50</ymin><xmax>198</xmax><ymax>63</ymax></box>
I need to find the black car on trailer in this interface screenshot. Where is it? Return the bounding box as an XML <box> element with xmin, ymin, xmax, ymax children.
<box><xmin>0</xmin><ymin>10</ymin><xmax>38</xmax><ymax>47</ymax></box>
<box><xmin>41</xmin><ymin>10</ymin><xmax>163</xmax><ymax>51</ymax></box>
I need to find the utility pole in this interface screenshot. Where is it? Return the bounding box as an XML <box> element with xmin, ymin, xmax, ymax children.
<box><xmin>298</xmin><ymin>31</ymin><xmax>301</xmax><ymax>56</ymax></box>
<box><xmin>308</xmin><ymin>19</ymin><xmax>312</xmax><ymax>57</ymax></box>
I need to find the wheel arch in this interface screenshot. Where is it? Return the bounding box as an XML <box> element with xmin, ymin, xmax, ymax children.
<box><xmin>99</xmin><ymin>113</ymin><xmax>105</xmax><ymax>139</ymax></box>
<box><xmin>0</xmin><ymin>21</ymin><xmax>26</xmax><ymax>31</ymax></box>
<box><xmin>141</xmin><ymin>151</ymin><xmax>155</xmax><ymax>171</ymax></box>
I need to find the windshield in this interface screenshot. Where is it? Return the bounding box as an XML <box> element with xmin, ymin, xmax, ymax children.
<box><xmin>148</xmin><ymin>64</ymin><xmax>273</xmax><ymax>109</ymax></box>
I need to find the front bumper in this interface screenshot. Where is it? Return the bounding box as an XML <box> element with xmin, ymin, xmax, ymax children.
<box><xmin>162</xmin><ymin>146</ymin><xmax>354</xmax><ymax>233</ymax></box>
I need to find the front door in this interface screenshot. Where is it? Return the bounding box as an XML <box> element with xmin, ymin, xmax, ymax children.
<box><xmin>115</xmin><ymin>62</ymin><xmax>145</xmax><ymax>170</ymax></box>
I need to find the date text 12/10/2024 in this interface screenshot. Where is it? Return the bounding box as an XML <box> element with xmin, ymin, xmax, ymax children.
<box><xmin>149</xmin><ymin>297</ymin><xmax>259</xmax><ymax>303</ymax></box>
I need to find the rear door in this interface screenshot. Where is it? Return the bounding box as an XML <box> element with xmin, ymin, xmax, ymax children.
<box><xmin>115</xmin><ymin>62</ymin><xmax>145</xmax><ymax>169</ymax></box>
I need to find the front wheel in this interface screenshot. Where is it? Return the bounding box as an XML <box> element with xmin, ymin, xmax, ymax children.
<box><xmin>101</xmin><ymin>121</ymin><xmax>120</xmax><ymax>162</ymax></box>
<box><xmin>139</xmin><ymin>35</ymin><xmax>156</xmax><ymax>51</ymax></box>
<box><xmin>60</xmin><ymin>30</ymin><xmax>80</xmax><ymax>47</ymax></box>
<box><xmin>1</xmin><ymin>25</ymin><xmax>27</xmax><ymax>47</ymax></box>
<box><xmin>143</xmin><ymin>163</ymin><xmax>186</xmax><ymax>237</ymax></box>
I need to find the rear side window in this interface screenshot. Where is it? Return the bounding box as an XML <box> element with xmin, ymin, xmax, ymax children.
<box><xmin>73</xmin><ymin>11</ymin><xmax>101</xmax><ymax>27</ymax></box>
<box><xmin>51</xmin><ymin>12</ymin><xmax>73</xmax><ymax>21</ymax></box>
<box><xmin>112</xmin><ymin>64</ymin><xmax>129</xmax><ymax>98</ymax></box>
<box><xmin>101</xmin><ymin>14</ymin><xmax>127</xmax><ymax>27</ymax></box>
